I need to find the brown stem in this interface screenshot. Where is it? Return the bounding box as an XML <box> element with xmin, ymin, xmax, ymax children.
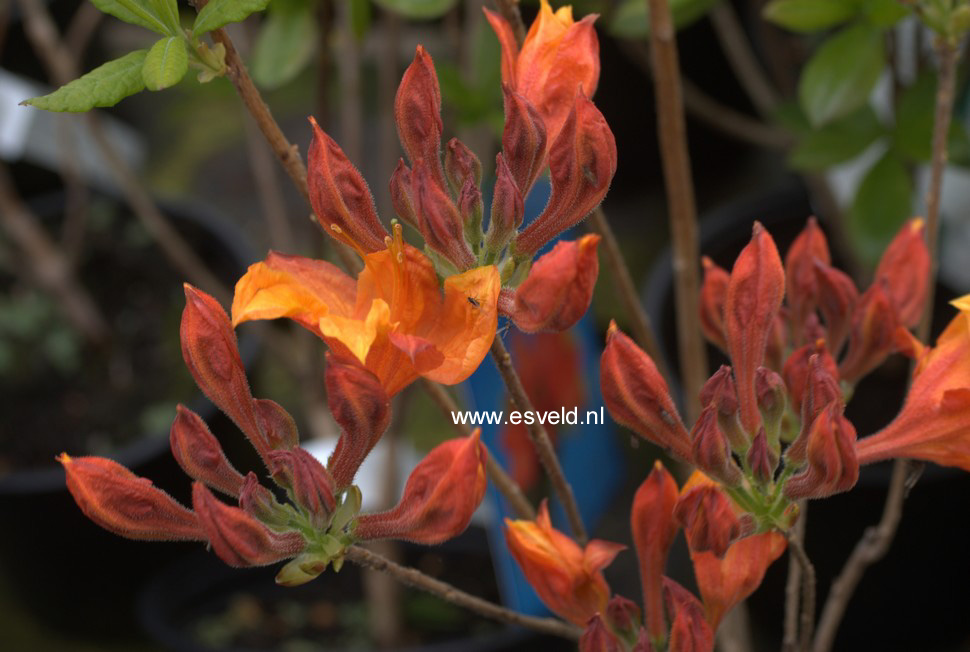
<box><xmin>345</xmin><ymin>545</ymin><xmax>581</xmax><ymax>640</ymax></box>
<box><xmin>493</xmin><ymin>0</ymin><xmax>527</xmax><ymax>44</ymax></box>
<box><xmin>490</xmin><ymin>338</ymin><xmax>587</xmax><ymax>542</ymax></box>
<box><xmin>709</xmin><ymin>2</ymin><xmax>778</xmax><ymax>118</ymax></box>
<box><xmin>787</xmin><ymin>531</ymin><xmax>816</xmax><ymax>652</ymax></box>
<box><xmin>783</xmin><ymin>501</ymin><xmax>807</xmax><ymax>652</ymax></box>
<box><xmin>645</xmin><ymin>0</ymin><xmax>708</xmax><ymax>423</ymax></box>
<box><xmin>419</xmin><ymin>378</ymin><xmax>536</xmax><ymax>520</ymax></box>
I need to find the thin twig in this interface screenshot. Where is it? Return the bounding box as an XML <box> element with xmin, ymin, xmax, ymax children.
<box><xmin>783</xmin><ymin>501</ymin><xmax>807</xmax><ymax>652</ymax></box>
<box><xmin>786</xmin><ymin>528</ymin><xmax>816</xmax><ymax>652</ymax></box>
<box><xmin>345</xmin><ymin>544</ymin><xmax>582</xmax><ymax>640</ymax></box>
<box><xmin>420</xmin><ymin>378</ymin><xmax>536</xmax><ymax>520</ymax></box>
<box><xmin>645</xmin><ymin>0</ymin><xmax>708</xmax><ymax>423</ymax></box>
<box><xmin>490</xmin><ymin>338</ymin><xmax>587</xmax><ymax>542</ymax></box>
<box><xmin>709</xmin><ymin>2</ymin><xmax>778</xmax><ymax>118</ymax></box>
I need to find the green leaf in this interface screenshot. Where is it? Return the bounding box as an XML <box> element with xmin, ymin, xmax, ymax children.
<box><xmin>372</xmin><ymin>0</ymin><xmax>460</xmax><ymax>20</ymax></box>
<box><xmin>252</xmin><ymin>0</ymin><xmax>316</xmax><ymax>90</ymax></box>
<box><xmin>798</xmin><ymin>24</ymin><xmax>885</xmax><ymax>127</ymax></box>
<box><xmin>147</xmin><ymin>0</ymin><xmax>181</xmax><ymax>33</ymax></box>
<box><xmin>862</xmin><ymin>0</ymin><xmax>910</xmax><ymax>27</ymax></box>
<box><xmin>893</xmin><ymin>72</ymin><xmax>937</xmax><ymax>161</ymax></box>
<box><xmin>608</xmin><ymin>0</ymin><xmax>721</xmax><ymax>38</ymax></box>
<box><xmin>789</xmin><ymin>107</ymin><xmax>885</xmax><ymax>170</ymax></box>
<box><xmin>350</xmin><ymin>0</ymin><xmax>372</xmax><ymax>41</ymax></box>
<box><xmin>762</xmin><ymin>0</ymin><xmax>858</xmax><ymax>32</ymax></box>
<box><xmin>848</xmin><ymin>151</ymin><xmax>912</xmax><ymax>265</ymax></box>
<box><xmin>23</xmin><ymin>49</ymin><xmax>149</xmax><ymax>112</ymax></box>
<box><xmin>142</xmin><ymin>36</ymin><xmax>188</xmax><ymax>90</ymax></box>
<box><xmin>193</xmin><ymin>0</ymin><xmax>270</xmax><ymax>35</ymax></box>
<box><xmin>90</xmin><ymin>0</ymin><xmax>172</xmax><ymax>35</ymax></box>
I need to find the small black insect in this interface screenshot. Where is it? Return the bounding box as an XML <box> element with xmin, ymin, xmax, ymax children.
<box><xmin>467</xmin><ymin>297</ymin><xmax>481</xmax><ymax>308</ymax></box>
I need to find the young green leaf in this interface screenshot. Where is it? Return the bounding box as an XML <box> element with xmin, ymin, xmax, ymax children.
<box><xmin>22</xmin><ymin>50</ymin><xmax>149</xmax><ymax>112</ymax></box>
<box><xmin>789</xmin><ymin>107</ymin><xmax>884</xmax><ymax>170</ymax></box>
<box><xmin>798</xmin><ymin>24</ymin><xmax>884</xmax><ymax>127</ymax></box>
<box><xmin>147</xmin><ymin>0</ymin><xmax>181</xmax><ymax>34</ymax></box>
<box><xmin>193</xmin><ymin>0</ymin><xmax>270</xmax><ymax>36</ymax></box>
<box><xmin>863</xmin><ymin>0</ymin><xmax>910</xmax><ymax>28</ymax></box>
<box><xmin>607</xmin><ymin>0</ymin><xmax>720</xmax><ymax>38</ymax></box>
<box><xmin>372</xmin><ymin>0</ymin><xmax>459</xmax><ymax>20</ymax></box>
<box><xmin>91</xmin><ymin>0</ymin><xmax>172</xmax><ymax>35</ymax></box>
<box><xmin>848</xmin><ymin>151</ymin><xmax>912</xmax><ymax>264</ymax></box>
<box><xmin>143</xmin><ymin>37</ymin><xmax>188</xmax><ymax>91</ymax></box>
<box><xmin>252</xmin><ymin>0</ymin><xmax>316</xmax><ymax>90</ymax></box>
<box><xmin>762</xmin><ymin>0</ymin><xmax>858</xmax><ymax>33</ymax></box>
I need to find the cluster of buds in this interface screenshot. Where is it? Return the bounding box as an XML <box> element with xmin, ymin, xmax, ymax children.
<box><xmin>61</xmin><ymin>285</ymin><xmax>487</xmax><ymax>584</ymax></box>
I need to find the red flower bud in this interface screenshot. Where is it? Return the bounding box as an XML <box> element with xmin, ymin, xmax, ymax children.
<box><xmin>782</xmin><ymin>340</ymin><xmax>838</xmax><ymax>417</ymax></box>
<box><xmin>840</xmin><ymin>281</ymin><xmax>900</xmax><ymax>383</ymax></box>
<box><xmin>239</xmin><ymin>471</ymin><xmax>289</xmax><ymax>527</ymax></box>
<box><xmin>459</xmin><ymin>176</ymin><xmax>484</xmax><ymax>240</ymax></box>
<box><xmin>699</xmin><ymin>257</ymin><xmax>729</xmax><ymax>352</ymax></box>
<box><xmin>254</xmin><ymin>398</ymin><xmax>299</xmax><ymax>451</ymax></box>
<box><xmin>788</xmin><ymin>352</ymin><xmax>842</xmax><ymax>463</ymax></box>
<box><xmin>632</xmin><ymin>627</ymin><xmax>656</xmax><ymax>652</ymax></box>
<box><xmin>485</xmin><ymin>153</ymin><xmax>525</xmax><ymax>255</ymax></box>
<box><xmin>512</xmin><ymin>234</ymin><xmax>600</xmax><ymax>333</ymax></box>
<box><xmin>690</xmin><ymin>405</ymin><xmax>741</xmax><ymax>485</ymax></box>
<box><xmin>725</xmin><ymin>222</ymin><xmax>785</xmax><ymax>436</ymax></box>
<box><xmin>580</xmin><ymin>614</ymin><xmax>622</xmax><ymax>652</ymax></box>
<box><xmin>170</xmin><ymin>405</ymin><xmax>244</xmax><ymax>497</ymax></box>
<box><xmin>181</xmin><ymin>285</ymin><xmax>268</xmax><ymax>458</ymax></box>
<box><xmin>675</xmin><ymin>485</ymin><xmax>741</xmax><ymax>558</ymax></box>
<box><xmin>632</xmin><ymin>461</ymin><xmax>679</xmax><ymax>641</ymax></box>
<box><xmin>874</xmin><ymin>218</ymin><xmax>929</xmax><ymax>328</ymax></box>
<box><xmin>444</xmin><ymin>138</ymin><xmax>482</xmax><ymax>195</ymax></box>
<box><xmin>515</xmin><ymin>94</ymin><xmax>617</xmax><ymax>256</ymax></box>
<box><xmin>324</xmin><ymin>354</ymin><xmax>391</xmax><ymax>488</ymax></box>
<box><xmin>192</xmin><ymin>482</ymin><xmax>305</xmax><ymax>567</ymax></box>
<box><xmin>755</xmin><ymin>367</ymin><xmax>786</xmax><ymax>444</ymax></box>
<box><xmin>412</xmin><ymin>160</ymin><xmax>475</xmax><ymax>270</ymax></box>
<box><xmin>59</xmin><ymin>454</ymin><xmax>203</xmax><ymax>541</ymax></box>
<box><xmin>606</xmin><ymin>595</ymin><xmax>641</xmax><ymax>637</ymax></box>
<box><xmin>307</xmin><ymin>117</ymin><xmax>386</xmax><ymax>253</ymax></box>
<box><xmin>355</xmin><ymin>431</ymin><xmax>487</xmax><ymax>544</ymax></box>
<box><xmin>785</xmin><ymin>217</ymin><xmax>830</xmax><ymax>345</ymax></box>
<box><xmin>814</xmin><ymin>262</ymin><xmax>858</xmax><ymax>356</ymax></box>
<box><xmin>699</xmin><ymin>366</ymin><xmax>746</xmax><ymax>451</ymax></box>
<box><xmin>389</xmin><ymin>159</ymin><xmax>419</xmax><ymax>229</ymax></box>
<box><xmin>395</xmin><ymin>46</ymin><xmax>444</xmax><ymax>188</ymax></box>
<box><xmin>664</xmin><ymin>578</ymin><xmax>715</xmax><ymax>652</ymax></box>
<box><xmin>601</xmin><ymin>322</ymin><xmax>691</xmax><ymax>460</ymax></box>
<box><xmin>501</xmin><ymin>85</ymin><xmax>548</xmax><ymax>197</ymax></box>
<box><xmin>747</xmin><ymin>428</ymin><xmax>777</xmax><ymax>485</ymax></box>
<box><xmin>267</xmin><ymin>447</ymin><xmax>336</xmax><ymax>529</ymax></box>
<box><xmin>785</xmin><ymin>402</ymin><xmax>859</xmax><ymax>499</ymax></box>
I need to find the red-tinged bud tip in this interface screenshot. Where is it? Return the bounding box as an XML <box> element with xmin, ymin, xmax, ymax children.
<box><xmin>605</xmin><ymin>595</ymin><xmax>641</xmax><ymax>637</ymax></box>
<box><xmin>754</xmin><ymin>367</ymin><xmax>787</xmax><ymax>442</ymax></box>
<box><xmin>389</xmin><ymin>159</ymin><xmax>419</xmax><ymax>229</ymax></box>
<box><xmin>699</xmin><ymin>366</ymin><xmax>748</xmax><ymax>452</ymax></box>
<box><xmin>412</xmin><ymin>159</ymin><xmax>476</xmax><ymax>270</ymax></box>
<box><xmin>782</xmin><ymin>341</ymin><xmax>838</xmax><ymax>419</ymax></box>
<box><xmin>307</xmin><ymin>117</ymin><xmax>387</xmax><ymax>253</ymax></box>
<box><xmin>788</xmin><ymin>351</ymin><xmax>843</xmax><ymax>463</ymax></box>
<box><xmin>875</xmin><ymin>218</ymin><xmax>930</xmax><ymax>328</ymax></box>
<box><xmin>501</xmin><ymin>85</ymin><xmax>548</xmax><ymax>198</ymax></box>
<box><xmin>354</xmin><ymin>431</ymin><xmax>487</xmax><ymax>544</ymax></box>
<box><xmin>192</xmin><ymin>482</ymin><xmax>305</xmax><ymax>567</ymax></box>
<box><xmin>690</xmin><ymin>405</ymin><xmax>742</xmax><ymax>486</ymax></box>
<box><xmin>580</xmin><ymin>614</ymin><xmax>622</xmax><ymax>652</ymax></box>
<box><xmin>444</xmin><ymin>138</ymin><xmax>482</xmax><ymax>194</ymax></box>
<box><xmin>239</xmin><ymin>471</ymin><xmax>289</xmax><ymax>527</ymax></box>
<box><xmin>785</xmin><ymin>217</ymin><xmax>831</xmax><ymax>345</ymax></box>
<box><xmin>747</xmin><ymin>428</ymin><xmax>777</xmax><ymax>485</ymax></box>
<box><xmin>324</xmin><ymin>355</ymin><xmax>391</xmax><ymax>488</ymax></box>
<box><xmin>632</xmin><ymin>461</ymin><xmax>680</xmax><ymax>641</ymax></box>
<box><xmin>59</xmin><ymin>454</ymin><xmax>204</xmax><ymax>541</ymax></box>
<box><xmin>515</xmin><ymin>94</ymin><xmax>616</xmax><ymax>255</ymax></box>
<box><xmin>395</xmin><ymin>46</ymin><xmax>445</xmax><ymax>188</ymax></box>
<box><xmin>601</xmin><ymin>324</ymin><xmax>692</xmax><ymax>460</ymax></box>
<box><xmin>674</xmin><ymin>485</ymin><xmax>741</xmax><ymax>558</ymax></box>
<box><xmin>512</xmin><ymin>234</ymin><xmax>600</xmax><ymax>333</ymax></box>
<box><xmin>170</xmin><ymin>405</ymin><xmax>245</xmax><ymax>497</ymax></box>
<box><xmin>785</xmin><ymin>403</ymin><xmax>859</xmax><ymax>499</ymax></box>
<box><xmin>485</xmin><ymin>153</ymin><xmax>525</xmax><ymax>255</ymax></box>
<box><xmin>813</xmin><ymin>262</ymin><xmax>858</xmax><ymax>355</ymax></box>
<box><xmin>699</xmin><ymin>257</ymin><xmax>730</xmax><ymax>352</ymax></box>
<box><xmin>267</xmin><ymin>447</ymin><xmax>336</xmax><ymax>529</ymax></box>
<box><xmin>839</xmin><ymin>281</ymin><xmax>900</xmax><ymax>383</ymax></box>
<box><xmin>664</xmin><ymin>578</ymin><xmax>715</xmax><ymax>652</ymax></box>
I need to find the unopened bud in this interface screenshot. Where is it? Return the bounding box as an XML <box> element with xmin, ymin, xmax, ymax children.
<box><xmin>814</xmin><ymin>262</ymin><xmax>858</xmax><ymax>355</ymax></box>
<box><xmin>412</xmin><ymin>160</ymin><xmax>476</xmax><ymax>270</ymax></box>
<box><xmin>605</xmin><ymin>595</ymin><xmax>641</xmax><ymax>639</ymax></box>
<box><xmin>788</xmin><ymin>353</ymin><xmax>842</xmax><ymax>463</ymax></box>
<box><xmin>839</xmin><ymin>281</ymin><xmax>900</xmax><ymax>383</ymax></box>
<box><xmin>395</xmin><ymin>46</ymin><xmax>445</xmax><ymax>188</ymax></box>
<box><xmin>755</xmin><ymin>367</ymin><xmax>786</xmax><ymax>447</ymax></box>
<box><xmin>389</xmin><ymin>159</ymin><xmax>418</xmax><ymax>229</ymax></box>
<box><xmin>784</xmin><ymin>403</ymin><xmax>859</xmax><ymax>499</ymax></box>
<box><xmin>458</xmin><ymin>177</ymin><xmax>484</xmax><ymax>247</ymax></box>
<box><xmin>699</xmin><ymin>366</ymin><xmax>747</xmax><ymax>452</ymax></box>
<box><xmin>580</xmin><ymin>614</ymin><xmax>622</xmax><ymax>652</ymax></box>
<box><xmin>747</xmin><ymin>428</ymin><xmax>777</xmax><ymax>486</ymax></box>
<box><xmin>444</xmin><ymin>138</ymin><xmax>482</xmax><ymax>195</ymax></box>
<box><xmin>875</xmin><ymin>218</ymin><xmax>929</xmax><ymax>328</ymax></box>
<box><xmin>239</xmin><ymin>471</ymin><xmax>290</xmax><ymax>528</ymax></box>
<box><xmin>267</xmin><ymin>447</ymin><xmax>337</xmax><ymax>529</ymax></box>
<box><xmin>674</xmin><ymin>485</ymin><xmax>741</xmax><ymax>558</ymax></box>
<box><xmin>501</xmin><ymin>85</ymin><xmax>548</xmax><ymax>197</ymax></box>
<box><xmin>484</xmin><ymin>153</ymin><xmax>524</xmax><ymax>255</ymax></box>
<box><xmin>170</xmin><ymin>405</ymin><xmax>245</xmax><ymax>497</ymax></box>
<box><xmin>690</xmin><ymin>405</ymin><xmax>742</xmax><ymax>486</ymax></box>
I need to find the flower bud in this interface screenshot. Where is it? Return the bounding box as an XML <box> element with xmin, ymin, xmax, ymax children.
<box><xmin>395</xmin><ymin>46</ymin><xmax>444</xmax><ymax>188</ymax></box>
<box><xmin>699</xmin><ymin>366</ymin><xmax>747</xmax><ymax>452</ymax></box>
<box><xmin>170</xmin><ymin>405</ymin><xmax>245</xmax><ymax>497</ymax></box>
<box><xmin>412</xmin><ymin>160</ymin><xmax>476</xmax><ymax>270</ymax></box>
<box><xmin>267</xmin><ymin>447</ymin><xmax>336</xmax><ymax>529</ymax></box>
<box><xmin>788</xmin><ymin>353</ymin><xmax>842</xmax><ymax>463</ymax></box>
<box><xmin>512</xmin><ymin>234</ymin><xmax>600</xmax><ymax>333</ymax></box>
<box><xmin>785</xmin><ymin>218</ymin><xmax>830</xmax><ymax>345</ymax></box>
<box><xmin>699</xmin><ymin>257</ymin><xmax>729</xmax><ymax>352</ymax></box>
<box><xmin>444</xmin><ymin>137</ymin><xmax>482</xmax><ymax>195</ymax></box>
<box><xmin>782</xmin><ymin>340</ymin><xmax>838</xmax><ymax>418</ymax></box>
<box><xmin>459</xmin><ymin>177</ymin><xmax>484</xmax><ymax>245</ymax></box>
<box><xmin>239</xmin><ymin>471</ymin><xmax>290</xmax><ymax>528</ymax></box>
<box><xmin>485</xmin><ymin>153</ymin><xmax>525</xmax><ymax>255</ymax></box>
<box><xmin>746</xmin><ymin>428</ymin><xmax>777</xmax><ymax>485</ymax></box>
<box><xmin>181</xmin><ymin>285</ymin><xmax>268</xmax><ymax>457</ymax></box>
<box><xmin>674</xmin><ymin>485</ymin><xmax>741</xmax><ymax>558</ymax></box>
<box><xmin>632</xmin><ymin>461</ymin><xmax>679</xmax><ymax>641</ymax></box>
<box><xmin>784</xmin><ymin>403</ymin><xmax>859</xmax><ymax>499</ymax></box>
<box><xmin>192</xmin><ymin>482</ymin><xmax>305</xmax><ymax>567</ymax></box>
<box><xmin>324</xmin><ymin>354</ymin><xmax>391</xmax><ymax>487</ymax></box>
<box><xmin>814</xmin><ymin>262</ymin><xmax>858</xmax><ymax>356</ymax></box>
<box><xmin>839</xmin><ymin>281</ymin><xmax>899</xmax><ymax>383</ymax></box>
<box><xmin>606</xmin><ymin>595</ymin><xmax>641</xmax><ymax>639</ymax></box>
<box><xmin>875</xmin><ymin>218</ymin><xmax>929</xmax><ymax>328</ymax></box>
<box><xmin>501</xmin><ymin>85</ymin><xmax>548</xmax><ymax>197</ymax></box>
<box><xmin>514</xmin><ymin>93</ymin><xmax>616</xmax><ymax>256</ymax></box>
<box><xmin>725</xmin><ymin>222</ymin><xmax>785</xmax><ymax>436</ymax></box>
<box><xmin>690</xmin><ymin>405</ymin><xmax>741</xmax><ymax>486</ymax></box>
<box><xmin>59</xmin><ymin>454</ymin><xmax>203</xmax><ymax>541</ymax></box>
<box><xmin>601</xmin><ymin>322</ymin><xmax>692</xmax><ymax>460</ymax></box>
<box><xmin>580</xmin><ymin>614</ymin><xmax>622</xmax><ymax>652</ymax></box>
<box><xmin>754</xmin><ymin>367</ymin><xmax>786</xmax><ymax>446</ymax></box>
<box><xmin>632</xmin><ymin>627</ymin><xmax>656</xmax><ymax>652</ymax></box>
<box><xmin>355</xmin><ymin>431</ymin><xmax>487</xmax><ymax>544</ymax></box>
<box><xmin>664</xmin><ymin>578</ymin><xmax>714</xmax><ymax>652</ymax></box>
<box><xmin>307</xmin><ymin>117</ymin><xmax>386</xmax><ymax>252</ymax></box>
<box><xmin>389</xmin><ymin>159</ymin><xmax>419</xmax><ymax>229</ymax></box>
<box><xmin>254</xmin><ymin>398</ymin><xmax>300</xmax><ymax>451</ymax></box>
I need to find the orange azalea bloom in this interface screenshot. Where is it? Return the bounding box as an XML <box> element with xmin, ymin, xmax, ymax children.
<box><xmin>232</xmin><ymin>224</ymin><xmax>499</xmax><ymax>396</ymax></box>
<box><xmin>505</xmin><ymin>500</ymin><xmax>624</xmax><ymax>626</ymax></box>
<box><xmin>855</xmin><ymin>296</ymin><xmax>970</xmax><ymax>470</ymax></box>
<box><xmin>485</xmin><ymin>0</ymin><xmax>599</xmax><ymax>145</ymax></box>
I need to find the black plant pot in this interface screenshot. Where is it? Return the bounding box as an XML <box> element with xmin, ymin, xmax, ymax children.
<box><xmin>0</xmin><ymin>191</ymin><xmax>259</xmax><ymax>638</ymax></box>
<box><xmin>138</xmin><ymin>527</ymin><xmax>557</xmax><ymax>652</ymax></box>
<box><xmin>644</xmin><ymin>181</ymin><xmax>970</xmax><ymax>651</ymax></box>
